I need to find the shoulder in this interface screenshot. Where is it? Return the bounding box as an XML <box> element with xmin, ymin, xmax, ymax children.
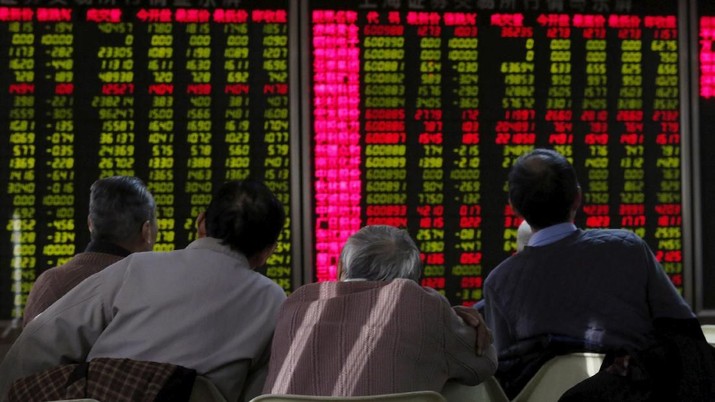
<box><xmin>391</xmin><ymin>279</ymin><xmax>452</xmax><ymax>307</ymax></box>
<box><xmin>385</xmin><ymin>278</ymin><xmax>436</xmax><ymax>295</ymax></box>
<box><xmin>288</xmin><ymin>280</ymin><xmax>439</xmax><ymax>303</ymax></box>
<box><xmin>578</xmin><ymin>228</ymin><xmax>644</xmax><ymax>247</ymax></box>
<box><xmin>33</xmin><ymin>266</ymin><xmax>60</xmax><ymax>286</ymax></box>
<box><xmin>483</xmin><ymin>253</ymin><xmax>523</xmax><ymax>288</ymax></box>
<box><xmin>31</xmin><ymin>254</ymin><xmax>86</xmax><ymax>289</ymax></box>
<box><xmin>256</xmin><ymin>272</ymin><xmax>288</xmax><ymax>301</ymax></box>
<box><xmin>289</xmin><ymin>281</ymin><xmax>332</xmax><ymax>296</ymax></box>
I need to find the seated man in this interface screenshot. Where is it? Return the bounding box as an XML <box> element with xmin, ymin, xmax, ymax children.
<box><xmin>0</xmin><ymin>180</ymin><xmax>287</xmax><ymax>402</ymax></box>
<box><xmin>483</xmin><ymin>148</ymin><xmax>695</xmax><ymax>396</ymax></box>
<box><xmin>23</xmin><ymin>176</ymin><xmax>157</xmax><ymax>326</ymax></box>
<box><xmin>263</xmin><ymin>225</ymin><xmax>497</xmax><ymax>396</ymax></box>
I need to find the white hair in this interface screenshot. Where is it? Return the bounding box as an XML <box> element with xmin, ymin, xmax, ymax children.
<box><xmin>517</xmin><ymin>220</ymin><xmax>533</xmax><ymax>252</ymax></box>
<box><xmin>339</xmin><ymin>225</ymin><xmax>422</xmax><ymax>282</ymax></box>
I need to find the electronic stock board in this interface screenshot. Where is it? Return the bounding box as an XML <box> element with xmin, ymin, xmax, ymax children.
<box><xmin>0</xmin><ymin>0</ymin><xmax>703</xmax><ymax>319</ymax></box>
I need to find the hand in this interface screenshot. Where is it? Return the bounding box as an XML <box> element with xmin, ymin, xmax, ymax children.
<box><xmin>453</xmin><ymin>305</ymin><xmax>492</xmax><ymax>356</ymax></box>
<box><xmin>606</xmin><ymin>355</ymin><xmax>631</xmax><ymax>377</ymax></box>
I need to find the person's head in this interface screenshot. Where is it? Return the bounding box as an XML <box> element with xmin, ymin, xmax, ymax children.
<box><xmin>197</xmin><ymin>180</ymin><xmax>285</xmax><ymax>268</ymax></box>
<box><xmin>88</xmin><ymin>176</ymin><xmax>157</xmax><ymax>252</ymax></box>
<box><xmin>338</xmin><ymin>225</ymin><xmax>422</xmax><ymax>282</ymax></box>
<box><xmin>508</xmin><ymin>148</ymin><xmax>581</xmax><ymax>230</ymax></box>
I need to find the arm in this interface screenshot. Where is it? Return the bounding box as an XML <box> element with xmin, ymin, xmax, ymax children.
<box><xmin>639</xmin><ymin>240</ymin><xmax>694</xmax><ymax>320</ymax></box>
<box><xmin>0</xmin><ymin>261</ymin><xmax>125</xmax><ymax>399</ymax></box>
<box><xmin>239</xmin><ymin>342</ymin><xmax>271</xmax><ymax>401</ymax></box>
<box><xmin>453</xmin><ymin>305</ymin><xmax>492</xmax><ymax>356</ymax></box>
<box><xmin>483</xmin><ymin>281</ymin><xmax>514</xmax><ymax>356</ymax></box>
<box><xmin>437</xmin><ymin>294</ymin><xmax>497</xmax><ymax>385</ymax></box>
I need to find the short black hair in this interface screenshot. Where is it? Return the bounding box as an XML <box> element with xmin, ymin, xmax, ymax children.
<box><xmin>89</xmin><ymin>176</ymin><xmax>155</xmax><ymax>244</ymax></box>
<box><xmin>204</xmin><ymin>180</ymin><xmax>285</xmax><ymax>258</ymax></box>
<box><xmin>508</xmin><ymin>148</ymin><xmax>579</xmax><ymax>229</ymax></box>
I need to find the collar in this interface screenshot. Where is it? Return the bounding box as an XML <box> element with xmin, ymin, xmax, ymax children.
<box><xmin>84</xmin><ymin>240</ymin><xmax>132</xmax><ymax>257</ymax></box>
<box><xmin>186</xmin><ymin>237</ymin><xmax>250</xmax><ymax>267</ymax></box>
<box><xmin>528</xmin><ymin>222</ymin><xmax>578</xmax><ymax>247</ymax></box>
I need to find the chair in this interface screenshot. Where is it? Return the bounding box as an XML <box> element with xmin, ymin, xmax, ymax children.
<box><xmin>190</xmin><ymin>375</ymin><xmax>227</xmax><ymax>402</ymax></box>
<box><xmin>441</xmin><ymin>376</ymin><xmax>509</xmax><ymax>402</ymax></box>
<box><xmin>46</xmin><ymin>400</ymin><xmax>101</xmax><ymax>402</ymax></box>
<box><xmin>702</xmin><ymin>324</ymin><xmax>715</xmax><ymax>346</ymax></box>
<box><xmin>250</xmin><ymin>390</ymin><xmax>446</xmax><ymax>402</ymax></box>
<box><xmin>510</xmin><ymin>352</ymin><xmax>605</xmax><ymax>402</ymax></box>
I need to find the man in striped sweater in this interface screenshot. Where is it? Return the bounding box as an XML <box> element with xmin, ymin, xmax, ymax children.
<box><xmin>263</xmin><ymin>225</ymin><xmax>497</xmax><ymax>396</ymax></box>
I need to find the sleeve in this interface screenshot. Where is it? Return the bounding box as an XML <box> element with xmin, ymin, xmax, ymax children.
<box><xmin>242</xmin><ymin>285</ymin><xmax>287</xmax><ymax>399</ymax></box>
<box><xmin>436</xmin><ymin>291</ymin><xmax>497</xmax><ymax>385</ymax></box>
<box><xmin>0</xmin><ymin>259</ymin><xmax>128</xmax><ymax>400</ymax></box>
<box><xmin>483</xmin><ymin>279</ymin><xmax>513</xmax><ymax>356</ymax></box>
<box><xmin>639</xmin><ymin>239</ymin><xmax>694</xmax><ymax>320</ymax></box>
<box><xmin>239</xmin><ymin>341</ymin><xmax>272</xmax><ymax>401</ymax></box>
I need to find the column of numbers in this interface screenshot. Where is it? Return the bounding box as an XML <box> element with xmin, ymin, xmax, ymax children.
<box><xmin>312</xmin><ymin>10</ymin><xmax>361</xmax><ymax>281</ymax></box>
<box><xmin>491</xmin><ymin>14</ymin><xmax>535</xmax><ymax>253</ymax></box>
<box><xmin>223</xmin><ymin>20</ymin><xmax>250</xmax><ymax>182</ymax></box>
<box><xmin>362</xmin><ymin>12</ymin><xmax>408</xmax><ymax>234</ymax></box>
<box><xmin>41</xmin><ymin>16</ymin><xmax>75</xmax><ymax>267</ymax></box>
<box><xmin>447</xmin><ymin>13</ymin><xmax>482</xmax><ymax>305</ymax></box>
<box><xmin>542</xmin><ymin>15</ymin><xmax>574</xmax><ymax>161</ymax></box>
<box><xmin>612</xmin><ymin>16</ymin><xmax>646</xmax><ymax>238</ymax></box>
<box><xmin>649</xmin><ymin>15</ymin><xmax>682</xmax><ymax>288</ymax></box>
<box><xmin>6</xmin><ymin>15</ymin><xmax>37</xmax><ymax>319</ymax></box>
<box><xmin>577</xmin><ymin>15</ymin><xmax>610</xmax><ymax>228</ymax></box>
<box><xmin>412</xmin><ymin>13</ymin><xmax>445</xmax><ymax>294</ymax></box>
<box><xmin>183</xmin><ymin>19</ymin><xmax>213</xmax><ymax>241</ymax></box>
<box><xmin>260</xmin><ymin>11</ymin><xmax>291</xmax><ymax>290</ymax></box>
<box><xmin>146</xmin><ymin>18</ymin><xmax>176</xmax><ymax>251</ymax></box>
<box><xmin>94</xmin><ymin>21</ymin><xmax>135</xmax><ymax>178</ymax></box>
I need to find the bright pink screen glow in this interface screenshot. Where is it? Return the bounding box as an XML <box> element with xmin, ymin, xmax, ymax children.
<box><xmin>701</xmin><ymin>17</ymin><xmax>715</xmax><ymax>98</ymax></box>
<box><xmin>313</xmin><ymin>10</ymin><xmax>362</xmax><ymax>281</ymax></box>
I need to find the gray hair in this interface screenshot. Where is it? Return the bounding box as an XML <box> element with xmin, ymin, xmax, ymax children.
<box><xmin>89</xmin><ymin>176</ymin><xmax>155</xmax><ymax>245</ymax></box>
<box><xmin>339</xmin><ymin>225</ymin><xmax>422</xmax><ymax>282</ymax></box>
<box><xmin>516</xmin><ymin>220</ymin><xmax>533</xmax><ymax>252</ymax></box>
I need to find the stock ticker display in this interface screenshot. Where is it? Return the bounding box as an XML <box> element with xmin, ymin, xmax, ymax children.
<box><xmin>699</xmin><ymin>1</ymin><xmax>715</xmax><ymax>312</ymax></box>
<box><xmin>0</xmin><ymin>1</ymin><xmax>292</xmax><ymax>319</ymax></box>
<box><xmin>311</xmin><ymin>1</ymin><xmax>685</xmax><ymax>305</ymax></box>
<box><xmin>0</xmin><ymin>0</ymin><xmax>696</xmax><ymax>319</ymax></box>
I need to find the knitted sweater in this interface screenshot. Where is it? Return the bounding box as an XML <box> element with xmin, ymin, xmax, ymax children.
<box><xmin>484</xmin><ymin>229</ymin><xmax>694</xmax><ymax>356</ymax></box>
<box><xmin>23</xmin><ymin>243</ymin><xmax>127</xmax><ymax>327</ymax></box>
<box><xmin>263</xmin><ymin>279</ymin><xmax>497</xmax><ymax>396</ymax></box>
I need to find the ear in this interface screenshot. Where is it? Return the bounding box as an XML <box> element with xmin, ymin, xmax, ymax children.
<box><xmin>248</xmin><ymin>243</ymin><xmax>276</xmax><ymax>269</ymax></box>
<box><xmin>141</xmin><ymin>220</ymin><xmax>156</xmax><ymax>250</ymax></box>
<box><xmin>195</xmin><ymin>211</ymin><xmax>207</xmax><ymax>238</ymax></box>
<box><xmin>87</xmin><ymin>216</ymin><xmax>93</xmax><ymax>233</ymax></box>
<box><xmin>570</xmin><ymin>187</ymin><xmax>582</xmax><ymax>221</ymax></box>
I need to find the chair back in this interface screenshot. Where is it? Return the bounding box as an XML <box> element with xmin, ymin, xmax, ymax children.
<box><xmin>250</xmin><ymin>390</ymin><xmax>446</xmax><ymax>402</ymax></box>
<box><xmin>511</xmin><ymin>352</ymin><xmax>605</xmax><ymax>402</ymax></box>
<box><xmin>190</xmin><ymin>376</ymin><xmax>227</xmax><ymax>402</ymax></box>
<box><xmin>440</xmin><ymin>376</ymin><xmax>508</xmax><ymax>402</ymax></box>
<box><xmin>46</xmin><ymin>400</ymin><xmax>101</xmax><ymax>402</ymax></box>
<box><xmin>702</xmin><ymin>324</ymin><xmax>715</xmax><ymax>346</ymax></box>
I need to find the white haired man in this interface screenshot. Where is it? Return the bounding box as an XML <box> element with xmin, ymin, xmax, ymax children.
<box><xmin>262</xmin><ymin>225</ymin><xmax>497</xmax><ymax>396</ymax></box>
